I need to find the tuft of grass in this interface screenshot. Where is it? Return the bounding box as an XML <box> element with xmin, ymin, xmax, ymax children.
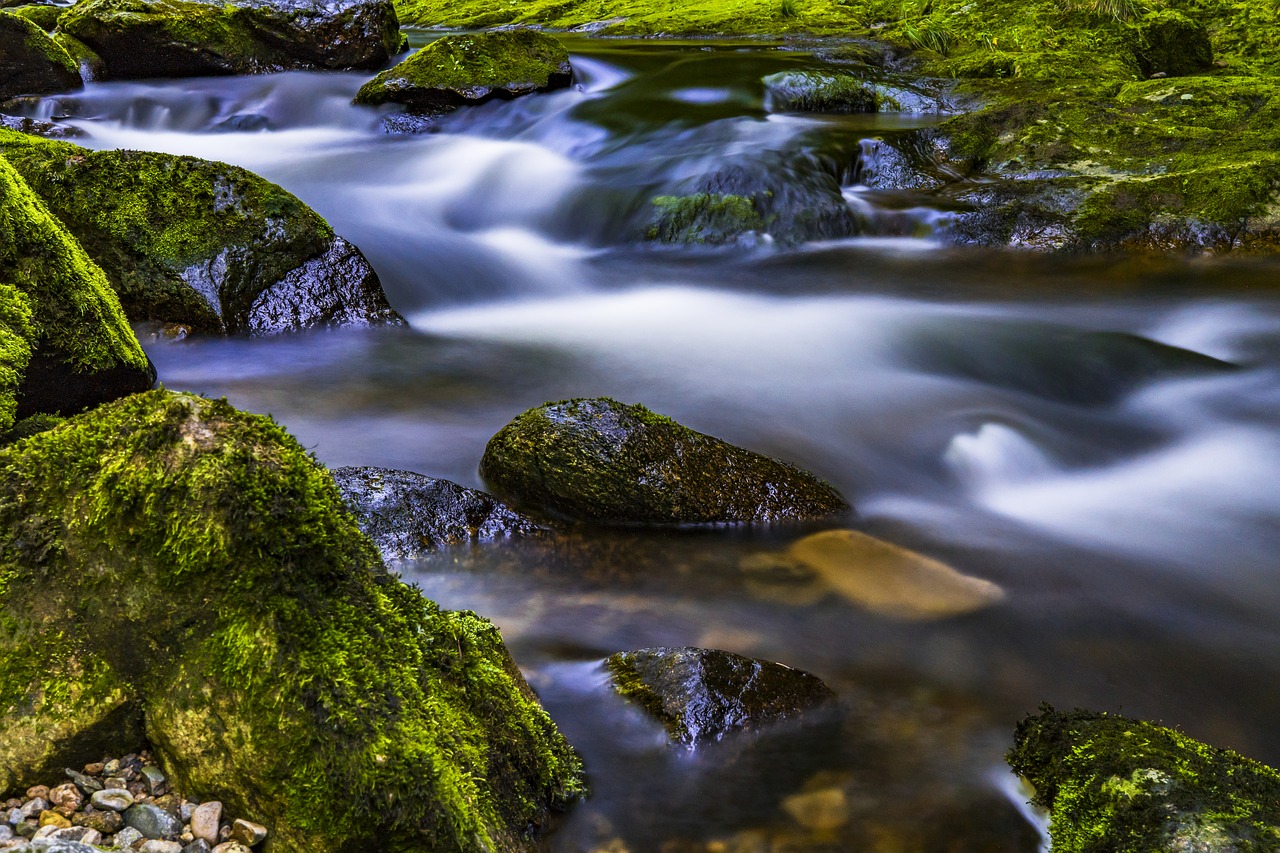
<box><xmin>1065</xmin><ymin>0</ymin><xmax>1148</xmax><ymax>22</ymax></box>
<box><xmin>900</xmin><ymin>17</ymin><xmax>956</xmax><ymax>55</ymax></box>
<box><xmin>780</xmin><ymin>0</ymin><xmax>799</xmax><ymax>18</ymax></box>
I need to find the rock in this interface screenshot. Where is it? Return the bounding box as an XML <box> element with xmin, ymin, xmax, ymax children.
<box><xmin>139</xmin><ymin>767</ymin><xmax>166</xmax><ymax>797</ymax></box>
<box><xmin>17</xmin><ymin>839</ymin><xmax>105</xmax><ymax>852</ymax></box>
<box><xmin>782</xmin><ymin>529</ymin><xmax>1005</xmax><ymax>620</ymax></box>
<box><xmin>0</xmin><ymin>130</ymin><xmax>402</xmax><ymax>336</ymax></box>
<box><xmin>1008</xmin><ymin>706</ymin><xmax>1280</xmax><ymax>852</ymax></box>
<box><xmin>23</xmin><ymin>789</ymin><xmax>47</xmax><ymax>802</ymax></box>
<box><xmin>1130</xmin><ymin>10</ymin><xmax>1213</xmax><ymax>77</ymax></box>
<box><xmin>123</xmin><ymin>805</ymin><xmax>181</xmax><ymax>841</ymax></box>
<box><xmin>605</xmin><ymin>647</ymin><xmax>836</xmax><ymax>745</ymax></box>
<box><xmin>646</xmin><ymin>193</ymin><xmax>765</xmax><ymax>246</ymax></box>
<box><xmin>480</xmin><ymin>398</ymin><xmax>850</xmax><ymax>525</ymax></box>
<box><xmin>139</xmin><ymin>841</ymin><xmax>183</xmax><ymax>853</ymax></box>
<box><xmin>89</xmin><ymin>790</ymin><xmax>133</xmax><ymax>812</ymax></box>
<box><xmin>333</xmin><ymin>466</ymin><xmax>540</xmax><ymax>561</ymax></box>
<box><xmin>354</xmin><ymin>30</ymin><xmax>571</xmax><ymax>114</ymax></box>
<box><xmin>0</xmin><ymin>155</ymin><xmax>155</xmax><ymax>435</ymax></box>
<box><xmin>45</xmin><ymin>786</ymin><xmax>80</xmax><ymax>817</ymax></box>
<box><xmin>0</xmin><ymin>15</ymin><xmax>81</xmax><ymax>101</ymax></box>
<box><xmin>18</xmin><ymin>801</ymin><xmax>45</xmax><ymax>819</ymax></box>
<box><xmin>0</xmin><ymin>391</ymin><xmax>585</xmax><ymax>851</ymax></box>
<box><xmin>71</xmin><ymin>809</ymin><xmax>121</xmax><ymax>834</ymax></box>
<box><xmin>780</xmin><ymin>787</ymin><xmax>849</xmax><ymax>831</ymax></box>
<box><xmin>112</xmin><ymin>827</ymin><xmax>144</xmax><ymax>849</ymax></box>
<box><xmin>59</xmin><ymin>0</ymin><xmax>401</xmax><ymax>80</ymax></box>
<box><xmin>181</xmin><ymin>841</ymin><xmax>211</xmax><ymax>853</ymax></box>
<box><xmin>227</xmin><ymin>821</ymin><xmax>265</xmax><ymax>847</ymax></box>
<box><xmin>5</xmin><ymin>4</ymin><xmax>63</xmax><ymax>31</ymax></box>
<box><xmin>187</xmin><ymin>802</ymin><xmax>219</xmax><ymax>846</ymax></box>
<box><xmin>62</xmin><ymin>771</ymin><xmax>100</xmax><ymax>796</ymax></box>
<box><xmin>762</xmin><ymin>70</ymin><xmax>879</xmax><ymax>113</ymax></box>
<box><xmin>45</xmin><ymin>828</ymin><xmax>91</xmax><ymax>843</ymax></box>
<box><xmin>210</xmin><ymin>844</ymin><xmax>251</xmax><ymax>853</ymax></box>
<box><xmin>35</xmin><ymin>813</ymin><xmax>67</xmax><ymax>829</ymax></box>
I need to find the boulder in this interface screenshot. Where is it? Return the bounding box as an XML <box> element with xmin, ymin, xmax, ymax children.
<box><xmin>354</xmin><ymin>30</ymin><xmax>571</xmax><ymax>114</ymax></box>
<box><xmin>480</xmin><ymin>398</ymin><xmax>850</xmax><ymax>525</ymax></box>
<box><xmin>763</xmin><ymin>70</ymin><xmax>878</xmax><ymax>113</ymax></box>
<box><xmin>1008</xmin><ymin>706</ymin><xmax>1280</xmax><ymax>851</ymax></box>
<box><xmin>646</xmin><ymin>193</ymin><xmax>765</xmax><ymax>246</ymax></box>
<box><xmin>333</xmin><ymin>466</ymin><xmax>540</xmax><ymax>562</ymax></box>
<box><xmin>59</xmin><ymin>0</ymin><xmax>402</xmax><ymax>80</ymax></box>
<box><xmin>0</xmin><ymin>390</ymin><xmax>585</xmax><ymax>850</ymax></box>
<box><xmin>605</xmin><ymin>647</ymin><xmax>836</xmax><ymax>744</ymax></box>
<box><xmin>0</xmin><ymin>130</ymin><xmax>403</xmax><ymax>335</ymax></box>
<box><xmin>0</xmin><ymin>14</ymin><xmax>81</xmax><ymax>101</ymax></box>
<box><xmin>5</xmin><ymin>5</ymin><xmax>65</xmax><ymax>32</ymax></box>
<box><xmin>0</xmin><ymin>155</ymin><xmax>154</xmax><ymax>431</ymax></box>
<box><xmin>0</xmin><ymin>115</ymin><xmax>85</xmax><ymax>139</ymax></box>
<box><xmin>1130</xmin><ymin>10</ymin><xmax>1213</xmax><ymax>78</ymax></box>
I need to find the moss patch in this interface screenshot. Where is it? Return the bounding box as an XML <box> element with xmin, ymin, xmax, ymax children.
<box><xmin>647</xmin><ymin>193</ymin><xmax>767</xmax><ymax>244</ymax></box>
<box><xmin>0</xmin><ymin>12</ymin><xmax>81</xmax><ymax>99</ymax></box>
<box><xmin>1008</xmin><ymin>706</ymin><xmax>1280</xmax><ymax>852</ymax></box>
<box><xmin>4</xmin><ymin>5</ymin><xmax>65</xmax><ymax>32</ymax></box>
<box><xmin>0</xmin><ymin>129</ymin><xmax>335</xmax><ymax>332</ymax></box>
<box><xmin>0</xmin><ymin>390</ymin><xmax>585</xmax><ymax>849</ymax></box>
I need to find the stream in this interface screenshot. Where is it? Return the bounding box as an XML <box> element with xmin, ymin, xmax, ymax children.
<box><xmin>21</xmin><ymin>33</ymin><xmax>1280</xmax><ymax>851</ymax></box>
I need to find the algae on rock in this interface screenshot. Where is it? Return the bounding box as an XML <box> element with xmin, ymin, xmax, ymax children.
<box><xmin>0</xmin><ymin>12</ymin><xmax>82</xmax><ymax>100</ymax></box>
<box><xmin>0</xmin><ymin>390</ymin><xmax>585</xmax><ymax>850</ymax></box>
<box><xmin>1008</xmin><ymin>706</ymin><xmax>1280</xmax><ymax>852</ymax></box>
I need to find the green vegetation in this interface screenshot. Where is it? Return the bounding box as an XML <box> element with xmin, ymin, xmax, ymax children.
<box><xmin>1009</xmin><ymin>706</ymin><xmax>1280</xmax><ymax>851</ymax></box>
<box><xmin>4</xmin><ymin>5</ymin><xmax>66</xmax><ymax>32</ymax></box>
<box><xmin>0</xmin><ymin>12</ymin><xmax>81</xmax><ymax>98</ymax></box>
<box><xmin>647</xmin><ymin>193</ymin><xmax>766</xmax><ymax>244</ymax></box>
<box><xmin>0</xmin><ymin>390</ymin><xmax>585</xmax><ymax>849</ymax></box>
<box><xmin>0</xmin><ymin>129</ymin><xmax>334</xmax><ymax>332</ymax></box>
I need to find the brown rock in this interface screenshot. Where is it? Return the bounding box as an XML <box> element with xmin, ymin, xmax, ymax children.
<box><xmin>73</xmin><ymin>808</ymin><xmax>124</xmax><ymax>834</ymax></box>
<box><xmin>25</xmin><ymin>786</ymin><xmax>49</xmax><ymax>801</ymax></box>
<box><xmin>83</xmin><ymin>762</ymin><xmax>106</xmax><ymax>776</ymax></box>
<box><xmin>230</xmin><ymin>819</ymin><xmax>268</xmax><ymax>847</ymax></box>
<box><xmin>39</xmin><ymin>810</ymin><xmax>71</xmax><ymax>829</ymax></box>
<box><xmin>190</xmin><ymin>801</ymin><xmax>222</xmax><ymax>845</ymax></box>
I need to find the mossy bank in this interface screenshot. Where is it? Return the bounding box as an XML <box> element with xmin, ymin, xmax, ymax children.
<box><xmin>0</xmin><ymin>390</ymin><xmax>584</xmax><ymax>851</ymax></box>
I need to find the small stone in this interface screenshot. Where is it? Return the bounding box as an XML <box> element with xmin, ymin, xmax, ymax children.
<box><xmin>0</xmin><ymin>825</ymin><xmax>10</xmax><ymax>842</ymax></box>
<box><xmin>48</xmin><ymin>785</ymin><xmax>82</xmax><ymax>819</ymax></box>
<box><xmin>105</xmin><ymin>779</ymin><xmax>127</xmax><ymax>791</ymax></box>
<box><xmin>91</xmin><ymin>790</ymin><xmax>134</xmax><ymax>813</ymax></box>
<box><xmin>64</xmin><ymin>770</ymin><xmax>102</xmax><ymax>795</ymax></box>
<box><xmin>180</xmin><ymin>832</ymin><xmax>193</xmax><ymax>843</ymax></box>
<box><xmin>49</xmin><ymin>825</ymin><xmax>91</xmax><ymax>842</ymax></box>
<box><xmin>182</xmin><ymin>841</ymin><xmax>212</xmax><ymax>853</ymax></box>
<box><xmin>114</xmin><ymin>826</ymin><xmax>145</xmax><ymax>849</ymax></box>
<box><xmin>217</xmin><ymin>825</ymin><xmax>231</xmax><ymax>843</ymax></box>
<box><xmin>24</xmin><ymin>788</ymin><xmax>48</xmax><ymax>803</ymax></box>
<box><xmin>73</xmin><ymin>808</ymin><xmax>123</xmax><ymax>834</ymax></box>
<box><xmin>781</xmin><ymin>787</ymin><xmax>849</xmax><ymax>831</ymax></box>
<box><xmin>140</xmin><ymin>768</ymin><xmax>168</xmax><ymax>797</ymax></box>
<box><xmin>33</xmin><ymin>824</ymin><xmax>59</xmax><ymax>839</ymax></box>
<box><xmin>229</xmin><ymin>820</ymin><xmax>266</xmax><ymax>848</ymax></box>
<box><xmin>178</xmin><ymin>804</ymin><xmax>193</xmax><ymax>823</ymax></box>
<box><xmin>189</xmin><ymin>803</ymin><xmax>221</xmax><ymax>846</ymax></box>
<box><xmin>15</xmin><ymin>821</ymin><xmax>37</xmax><ymax>839</ymax></box>
<box><xmin>124</xmin><ymin>804</ymin><xmax>182</xmax><ymax>840</ymax></box>
<box><xmin>19</xmin><ymin>800</ymin><xmax>47</xmax><ymax>819</ymax></box>
<box><xmin>211</xmin><ymin>843</ymin><xmax>252</xmax><ymax>853</ymax></box>
<box><xmin>3</xmin><ymin>800</ymin><xmax>18</xmax><ymax>810</ymax></box>
<box><xmin>141</xmin><ymin>841</ymin><xmax>184</xmax><ymax>853</ymax></box>
<box><xmin>5</xmin><ymin>809</ymin><xmax>21</xmax><ymax>826</ymax></box>
<box><xmin>103</xmin><ymin>760</ymin><xmax>121</xmax><ymax>776</ymax></box>
<box><xmin>38</xmin><ymin>812</ymin><xmax>71</xmax><ymax>829</ymax></box>
<box><xmin>83</xmin><ymin>762</ymin><xmax>106</xmax><ymax>776</ymax></box>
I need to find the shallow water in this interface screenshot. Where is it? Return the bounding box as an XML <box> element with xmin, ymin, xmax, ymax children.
<box><xmin>22</xmin><ymin>34</ymin><xmax>1280</xmax><ymax>851</ymax></box>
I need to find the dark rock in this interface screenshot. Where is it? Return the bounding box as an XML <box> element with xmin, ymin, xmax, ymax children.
<box><xmin>123</xmin><ymin>804</ymin><xmax>182</xmax><ymax>840</ymax></box>
<box><xmin>71</xmin><ymin>808</ymin><xmax>122</xmax><ymax>833</ymax></box>
<box><xmin>0</xmin><ymin>15</ymin><xmax>81</xmax><ymax>101</ymax></box>
<box><xmin>333</xmin><ymin>466</ymin><xmax>540</xmax><ymax>561</ymax></box>
<box><xmin>480</xmin><ymin>398</ymin><xmax>851</xmax><ymax>525</ymax></box>
<box><xmin>606</xmin><ymin>647</ymin><xmax>836</xmax><ymax>744</ymax></box>
<box><xmin>211</xmin><ymin>113</ymin><xmax>272</xmax><ymax>133</ymax></box>
<box><xmin>18</xmin><ymin>839</ymin><xmax>105</xmax><ymax>852</ymax></box>
<box><xmin>1130</xmin><ymin>10</ymin><xmax>1213</xmax><ymax>78</ymax></box>
<box><xmin>0</xmin><ymin>130</ymin><xmax>403</xmax><ymax>336</ymax></box>
<box><xmin>646</xmin><ymin>193</ymin><xmax>765</xmax><ymax>246</ymax></box>
<box><xmin>380</xmin><ymin>111</ymin><xmax>440</xmax><ymax>135</ymax></box>
<box><xmin>0</xmin><ymin>115</ymin><xmax>87</xmax><ymax>139</ymax></box>
<box><xmin>1008</xmin><ymin>706</ymin><xmax>1280</xmax><ymax>852</ymax></box>
<box><xmin>59</xmin><ymin>0</ymin><xmax>401</xmax><ymax>80</ymax></box>
<box><xmin>181</xmin><ymin>840</ymin><xmax>212</xmax><ymax>853</ymax></box>
<box><xmin>354</xmin><ymin>30</ymin><xmax>571</xmax><ymax>114</ymax></box>
<box><xmin>0</xmin><ymin>391</ymin><xmax>584</xmax><ymax>851</ymax></box>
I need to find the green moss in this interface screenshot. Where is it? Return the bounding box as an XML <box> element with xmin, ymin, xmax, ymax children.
<box><xmin>1008</xmin><ymin>706</ymin><xmax>1280</xmax><ymax>852</ymax></box>
<box><xmin>0</xmin><ymin>129</ymin><xmax>334</xmax><ymax>331</ymax></box>
<box><xmin>648</xmin><ymin>193</ymin><xmax>766</xmax><ymax>244</ymax></box>
<box><xmin>5</xmin><ymin>5</ymin><xmax>65</xmax><ymax>32</ymax></box>
<box><xmin>354</xmin><ymin>30</ymin><xmax>571</xmax><ymax>110</ymax></box>
<box><xmin>53</xmin><ymin>31</ymin><xmax>105</xmax><ymax>79</ymax></box>
<box><xmin>762</xmin><ymin>69</ymin><xmax>879</xmax><ymax>112</ymax></box>
<box><xmin>0</xmin><ymin>283</ymin><xmax>32</xmax><ymax>436</ymax></box>
<box><xmin>0</xmin><ymin>154</ymin><xmax>150</xmax><ymax>391</ymax></box>
<box><xmin>0</xmin><ymin>390</ymin><xmax>584</xmax><ymax>847</ymax></box>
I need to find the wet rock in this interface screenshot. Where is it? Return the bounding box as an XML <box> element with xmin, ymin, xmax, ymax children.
<box><xmin>763</xmin><ymin>70</ymin><xmax>878</xmax><ymax>113</ymax></box>
<box><xmin>1008</xmin><ymin>706</ymin><xmax>1280</xmax><ymax>852</ymax></box>
<box><xmin>139</xmin><ymin>841</ymin><xmax>183</xmax><ymax>853</ymax></box>
<box><xmin>782</xmin><ymin>529</ymin><xmax>1005</xmax><ymax>620</ymax></box>
<box><xmin>0</xmin><ymin>391</ymin><xmax>584</xmax><ymax>851</ymax></box>
<box><xmin>6</xmin><ymin>4</ymin><xmax>62</xmax><ymax>31</ymax></box>
<box><xmin>645</xmin><ymin>193</ymin><xmax>765</xmax><ymax>246</ymax></box>
<box><xmin>333</xmin><ymin>466</ymin><xmax>540</xmax><ymax>561</ymax></box>
<box><xmin>0</xmin><ymin>15</ymin><xmax>81</xmax><ymax>101</ymax></box>
<box><xmin>228</xmin><ymin>820</ymin><xmax>266</xmax><ymax>847</ymax></box>
<box><xmin>14</xmin><ymin>839</ymin><xmax>105</xmax><ymax>852</ymax></box>
<box><xmin>0</xmin><ymin>130</ymin><xmax>402</xmax><ymax>336</ymax></box>
<box><xmin>354</xmin><ymin>30</ymin><xmax>571</xmax><ymax>114</ymax></box>
<box><xmin>124</xmin><ymin>804</ymin><xmax>182</xmax><ymax>840</ymax></box>
<box><xmin>480</xmin><ymin>398</ymin><xmax>851</xmax><ymax>525</ymax></box>
<box><xmin>188</xmin><ymin>802</ymin><xmax>219</xmax><ymax>846</ymax></box>
<box><xmin>606</xmin><ymin>647</ymin><xmax>835</xmax><ymax>745</ymax></box>
<box><xmin>182</xmin><ymin>840</ymin><xmax>212</xmax><ymax>853</ymax></box>
<box><xmin>112</xmin><ymin>827</ymin><xmax>144</xmax><ymax>849</ymax></box>
<box><xmin>45</xmin><ymin>786</ymin><xmax>80</xmax><ymax>817</ymax></box>
<box><xmin>851</xmin><ymin>133</ymin><xmax>947</xmax><ymax>191</ymax></box>
<box><xmin>1130</xmin><ymin>10</ymin><xmax>1213</xmax><ymax>78</ymax></box>
<box><xmin>59</xmin><ymin>0</ymin><xmax>401</xmax><ymax>80</ymax></box>
<box><xmin>71</xmin><ymin>809</ymin><xmax>121</xmax><ymax>834</ymax></box>
<box><xmin>37</xmin><ymin>812</ymin><xmax>69</xmax><ymax>829</ymax></box>
<box><xmin>139</xmin><ymin>767</ymin><xmax>167</xmax><ymax>797</ymax></box>
<box><xmin>90</xmin><ymin>789</ymin><xmax>133</xmax><ymax>812</ymax></box>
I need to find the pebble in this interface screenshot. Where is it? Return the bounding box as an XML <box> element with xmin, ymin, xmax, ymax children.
<box><xmin>23</xmin><ymin>789</ymin><xmax>48</xmax><ymax>803</ymax></box>
<box><xmin>189</xmin><ymin>803</ymin><xmax>220</xmax><ymax>846</ymax></box>
<box><xmin>124</xmin><ymin>804</ymin><xmax>182</xmax><ymax>841</ymax></box>
<box><xmin>114</xmin><ymin>826</ymin><xmax>145</xmax><ymax>849</ymax></box>
<box><xmin>18</xmin><ymin>800</ymin><xmax>46</xmax><ymax>820</ymax></box>
<box><xmin>229</xmin><ymin>819</ymin><xmax>266</xmax><ymax>847</ymax></box>
<box><xmin>141</xmin><ymin>768</ymin><xmax>168</xmax><ymax>798</ymax></box>
<box><xmin>37</xmin><ymin>813</ymin><xmax>69</xmax><ymax>829</ymax></box>
<box><xmin>46</xmin><ymin>786</ymin><xmax>80</xmax><ymax>817</ymax></box>
<box><xmin>90</xmin><ymin>790</ymin><xmax>134</xmax><ymax>812</ymax></box>
<box><xmin>182</xmin><ymin>841</ymin><xmax>212</xmax><ymax>853</ymax></box>
<box><xmin>211</xmin><ymin>843</ymin><xmax>252</xmax><ymax>853</ymax></box>
<box><xmin>0</xmin><ymin>826</ymin><xmax>10</xmax><ymax>842</ymax></box>
<box><xmin>140</xmin><ymin>841</ymin><xmax>184</xmax><ymax>853</ymax></box>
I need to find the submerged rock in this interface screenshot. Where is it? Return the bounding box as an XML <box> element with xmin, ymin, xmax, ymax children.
<box><xmin>59</xmin><ymin>0</ymin><xmax>402</xmax><ymax>80</ymax></box>
<box><xmin>0</xmin><ymin>390</ymin><xmax>584</xmax><ymax>850</ymax></box>
<box><xmin>480</xmin><ymin>397</ymin><xmax>851</xmax><ymax>525</ymax></box>
<box><xmin>0</xmin><ymin>114</ymin><xmax>86</xmax><ymax>139</ymax></box>
<box><xmin>0</xmin><ymin>155</ymin><xmax>153</xmax><ymax>432</ymax></box>
<box><xmin>1008</xmin><ymin>706</ymin><xmax>1280</xmax><ymax>852</ymax></box>
<box><xmin>646</xmin><ymin>193</ymin><xmax>765</xmax><ymax>245</ymax></box>
<box><xmin>354</xmin><ymin>30</ymin><xmax>571</xmax><ymax>114</ymax></box>
<box><xmin>605</xmin><ymin>647</ymin><xmax>836</xmax><ymax>745</ymax></box>
<box><xmin>333</xmin><ymin>465</ymin><xmax>540</xmax><ymax>561</ymax></box>
<box><xmin>0</xmin><ymin>130</ymin><xmax>402</xmax><ymax>335</ymax></box>
<box><xmin>0</xmin><ymin>14</ymin><xmax>81</xmax><ymax>100</ymax></box>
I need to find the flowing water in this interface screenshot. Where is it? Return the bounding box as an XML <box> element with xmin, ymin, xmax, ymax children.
<box><xmin>20</xmin><ymin>33</ymin><xmax>1280</xmax><ymax>851</ymax></box>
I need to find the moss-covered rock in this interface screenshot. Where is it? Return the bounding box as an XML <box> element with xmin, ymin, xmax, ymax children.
<box><xmin>480</xmin><ymin>397</ymin><xmax>851</xmax><ymax>525</ymax></box>
<box><xmin>762</xmin><ymin>70</ymin><xmax>879</xmax><ymax>113</ymax></box>
<box><xmin>5</xmin><ymin>4</ymin><xmax>64</xmax><ymax>32</ymax></box>
<box><xmin>0</xmin><ymin>390</ymin><xmax>585</xmax><ymax>850</ymax></box>
<box><xmin>646</xmin><ymin>193</ymin><xmax>766</xmax><ymax>245</ymax></box>
<box><xmin>0</xmin><ymin>130</ymin><xmax>402</xmax><ymax>334</ymax></box>
<box><xmin>1007</xmin><ymin>706</ymin><xmax>1280</xmax><ymax>852</ymax></box>
<box><xmin>333</xmin><ymin>465</ymin><xmax>541</xmax><ymax>562</ymax></box>
<box><xmin>354</xmin><ymin>30</ymin><xmax>571</xmax><ymax>114</ymax></box>
<box><xmin>0</xmin><ymin>13</ymin><xmax>81</xmax><ymax>100</ymax></box>
<box><xmin>1130</xmin><ymin>10</ymin><xmax>1214</xmax><ymax>78</ymax></box>
<box><xmin>59</xmin><ymin>0</ymin><xmax>401</xmax><ymax>80</ymax></box>
<box><xmin>0</xmin><ymin>154</ymin><xmax>153</xmax><ymax>424</ymax></box>
<box><xmin>606</xmin><ymin>647</ymin><xmax>836</xmax><ymax>745</ymax></box>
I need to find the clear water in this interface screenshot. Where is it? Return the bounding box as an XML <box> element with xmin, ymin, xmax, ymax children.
<box><xmin>23</xmin><ymin>34</ymin><xmax>1280</xmax><ymax>851</ymax></box>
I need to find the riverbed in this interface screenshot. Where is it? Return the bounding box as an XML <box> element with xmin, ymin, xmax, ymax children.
<box><xmin>25</xmin><ymin>34</ymin><xmax>1280</xmax><ymax>851</ymax></box>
